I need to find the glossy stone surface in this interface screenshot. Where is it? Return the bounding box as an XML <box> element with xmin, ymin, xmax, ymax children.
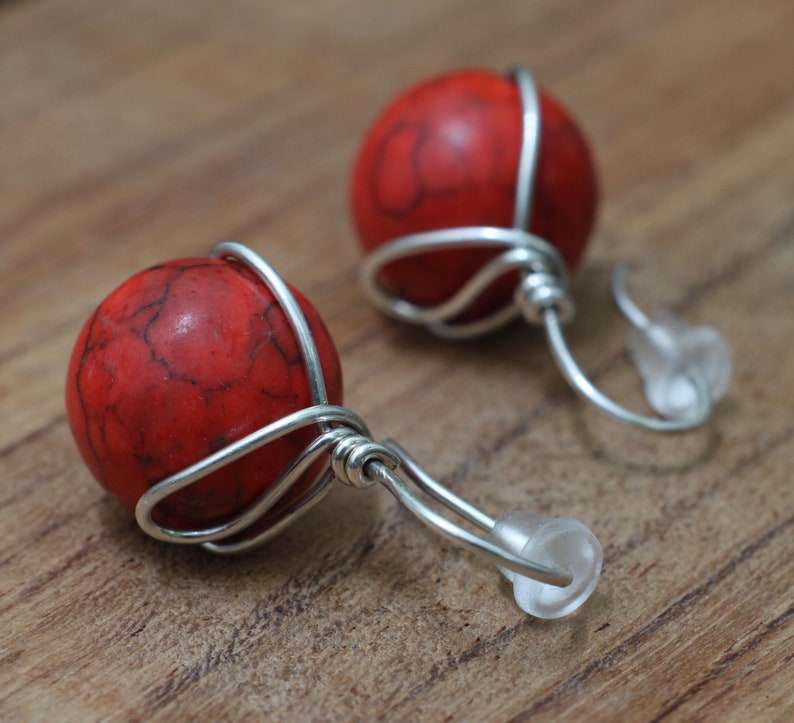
<box><xmin>65</xmin><ymin>257</ymin><xmax>343</xmax><ymax>531</ymax></box>
<box><xmin>351</xmin><ymin>68</ymin><xmax>598</xmax><ymax>317</ymax></box>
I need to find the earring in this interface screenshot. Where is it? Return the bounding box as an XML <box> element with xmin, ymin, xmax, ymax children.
<box><xmin>65</xmin><ymin>242</ymin><xmax>602</xmax><ymax>619</ymax></box>
<box><xmin>351</xmin><ymin>67</ymin><xmax>732</xmax><ymax>431</ymax></box>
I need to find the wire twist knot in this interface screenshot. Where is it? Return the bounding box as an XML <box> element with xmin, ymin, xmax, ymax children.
<box><xmin>330</xmin><ymin>432</ymin><xmax>401</xmax><ymax>489</ymax></box>
<box><xmin>513</xmin><ymin>270</ymin><xmax>575</xmax><ymax>325</ymax></box>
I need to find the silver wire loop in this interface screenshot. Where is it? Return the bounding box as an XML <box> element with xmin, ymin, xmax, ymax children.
<box><xmin>134</xmin><ymin>243</ymin><xmax>576</xmax><ymax>590</ymax></box>
<box><xmin>360</xmin><ymin>226</ymin><xmax>569</xmax><ymax>339</ymax></box>
<box><xmin>136</xmin><ymin>406</ymin><xmax>371</xmax><ymax>554</ymax></box>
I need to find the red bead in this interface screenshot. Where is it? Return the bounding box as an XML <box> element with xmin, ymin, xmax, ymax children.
<box><xmin>65</xmin><ymin>257</ymin><xmax>343</xmax><ymax>531</ymax></box>
<box><xmin>351</xmin><ymin>69</ymin><xmax>598</xmax><ymax>318</ymax></box>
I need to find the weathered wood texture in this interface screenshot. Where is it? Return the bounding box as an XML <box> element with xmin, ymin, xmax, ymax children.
<box><xmin>1</xmin><ymin>1</ymin><xmax>792</xmax><ymax>720</ymax></box>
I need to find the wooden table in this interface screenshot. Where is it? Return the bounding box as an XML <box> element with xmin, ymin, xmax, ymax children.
<box><xmin>2</xmin><ymin>1</ymin><xmax>792</xmax><ymax>720</ymax></box>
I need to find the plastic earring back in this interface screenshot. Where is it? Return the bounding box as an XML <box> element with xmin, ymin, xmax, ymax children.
<box><xmin>540</xmin><ymin>266</ymin><xmax>732</xmax><ymax>432</ymax></box>
<box><xmin>353</xmin><ymin>66</ymin><xmax>732</xmax><ymax>432</ymax></box>
<box><xmin>65</xmin><ymin>242</ymin><xmax>602</xmax><ymax>619</ymax></box>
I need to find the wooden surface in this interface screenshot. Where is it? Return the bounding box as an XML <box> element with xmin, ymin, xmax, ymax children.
<box><xmin>1</xmin><ymin>1</ymin><xmax>792</xmax><ymax>720</ymax></box>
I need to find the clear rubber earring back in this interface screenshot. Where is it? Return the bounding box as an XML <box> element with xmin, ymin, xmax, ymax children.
<box><xmin>613</xmin><ymin>267</ymin><xmax>732</xmax><ymax>421</ymax></box>
<box><xmin>488</xmin><ymin>511</ymin><xmax>601</xmax><ymax>619</ymax></box>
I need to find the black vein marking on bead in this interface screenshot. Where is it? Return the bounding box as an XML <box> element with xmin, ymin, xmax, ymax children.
<box><xmin>366</xmin><ymin>122</ymin><xmax>443</xmax><ymax>220</ymax></box>
<box><xmin>198</xmin><ymin>382</ymin><xmax>234</xmax><ymax>409</ymax></box>
<box><xmin>137</xmin><ymin>266</ymin><xmax>183</xmax><ymax>377</ymax></box>
<box><xmin>73</xmin><ymin>307</ymin><xmax>108</xmax><ymax>483</ymax></box>
<box><xmin>133</xmin><ymin>452</ymin><xmax>157</xmax><ymax>467</ymax></box>
<box><xmin>260</xmin><ymin>387</ymin><xmax>300</xmax><ymax>404</ymax></box>
<box><xmin>247</xmin><ymin>306</ymin><xmax>277</xmax><ymax>368</ymax></box>
<box><xmin>130</xmin><ymin>263</ymin><xmax>205</xmax><ymax>322</ymax></box>
<box><xmin>140</xmin><ymin>432</ymin><xmax>164</xmax><ymax>488</ymax></box>
<box><xmin>368</xmin><ymin>91</ymin><xmax>509</xmax><ymax>223</ymax></box>
<box><xmin>263</xmin><ymin>301</ymin><xmax>302</xmax><ymax>367</ymax></box>
<box><xmin>208</xmin><ymin>436</ymin><xmax>230</xmax><ymax>454</ymax></box>
<box><xmin>138</xmin><ymin>263</ymin><xmax>240</xmax><ymax>392</ymax></box>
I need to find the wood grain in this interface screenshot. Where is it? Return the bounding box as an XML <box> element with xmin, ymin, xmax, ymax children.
<box><xmin>1</xmin><ymin>0</ymin><xmax>793</xmax><ymax>720</ymax></box>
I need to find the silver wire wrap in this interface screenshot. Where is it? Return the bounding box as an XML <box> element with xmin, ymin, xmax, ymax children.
<box><xmin>135</xmin><ymin>242</ymin><xmax>571</xmax><ymax>587</ymax></box>
<box><xmin>360</xmin><ymin>66</ymin><xmax>573</xmax><ymax>339</ymax></box>
<box><xmin>358</xmin><ymin>66</ymin><xmax>715</xmax><ymax>431</ymax></box>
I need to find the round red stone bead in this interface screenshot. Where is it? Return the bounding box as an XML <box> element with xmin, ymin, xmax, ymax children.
<box><xmin>351</xmin><ymin>68</ymin><xmax>598</xmax><ymax>317</ymax></box>
<box><xmin>65</xmin><ymin>257</ymin><xmax>343</xmax><ymax>531</ymax></box>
